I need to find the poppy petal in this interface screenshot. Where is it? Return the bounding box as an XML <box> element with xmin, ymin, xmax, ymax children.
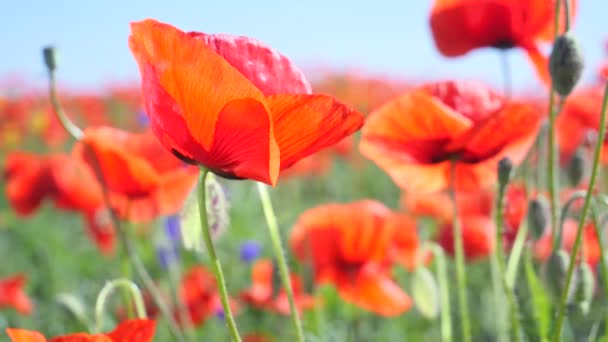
<box><xmin>6</xmin><ymin>329</ymin><xmax>46</xmax><ymax>342</ymax></box>
<box><xmin>129</xmin><ymin>19</ymin><xmax>268</xmax><ymax>150</ymax></box>
<box><xmin>190</xmin><ymin>32</ymin><xmax>312</xmax><ymax>95</ymax></box>
<box><xmin>49</xmin><ymin>334</ymin><xmax>111</xmax><ymax>342</ymax></box>
<box><xmin>268</xmin><ymin>94</ymin><xmax>364</xmax><ymax>171</ymax></box>
<box><xmin>104</xmin><ymin>319</ymin><xmax>156</xmax><ymax>342</ymax></box>
<box><xmin>338</xmin><ymin>263</ymin><xmax>412</xmax><ymax>316</ymax></box>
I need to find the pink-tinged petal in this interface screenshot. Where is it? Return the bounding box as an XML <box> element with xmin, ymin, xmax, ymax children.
<box><xmin>191</xmin><ymin>32</ymin><xmax>312</xmax><ymax>95</ymax></box>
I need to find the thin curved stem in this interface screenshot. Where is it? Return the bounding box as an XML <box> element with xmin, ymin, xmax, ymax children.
<box><xmin>494</xmin><ymin>186</ymin><xmax>521</xmax><ymax>340</ymax></box>
<box><xmin>551</xmin><ymin>81</ymin><xmax>608</xmax><ymax>342</ymax></box>
<box><xmin>198</xmin><ymin>169</ymin><xmax>241</xmax><ymax>342</ymax></box>
<box><xmin>95</xmin><ymin>278</ymin><xmax>146</xmax><ymax>333</ymax></box>
<box><xmin>449</xmin><ymin>160</ymin><xmax>471</xmax><ymax>342</ymax></box>
<box><xmin>257</xmin><ymin>182</ymin><xmax>305</xmax><ymax>342</ymax></box>
<box><xmin>45</xmin><ymin>60</ymin><xmax>83</xmax><ymax>140</ymax></box>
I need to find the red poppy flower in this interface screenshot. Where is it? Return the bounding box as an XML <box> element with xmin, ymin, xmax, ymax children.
<box><xmin>178</xmin><ymin>266</ymin><xmax>238</xmax><ymax>326</ymax></box>
<box><xmin>360</xmin><ymin>81</ymin><xmax>541</xmax><ymax>194</ymax></box>
<box><xmin>128</xmin><ymin>19</ymin><xmax>364</xmax><ymax>186</ymax></box>
<box><xmin>74</xmin><ymin>126</ymin><xmax>199</xmax><ymax>222</ymax></box>
<box><xmin>437</xmin><ymin>215</ymin><xmax>495</xmax><ymax>261</ymax></box>
<box><xmin>0</xmin><ymin>274</ymin><xmax>32</xmax><ymax>315</ymax></box>
<box><xmin>290</xmin><ymin>201</ymin><xmax>416</xmax><ymax>316</ymax></box>
<box><xmin>429</xmin><ymin>0</ymin><xmax>576</xmax><ymax>85</ymax></box>
<box><xmin>3</xmin><ymin>152</ymin><xmax>114</xmax><ymax>254</ymax></box>
<box><xmin>534</xmin><ymin>219</ymin><xmax>601</xmax><ymax>267</ymax></box>
<box><xmin>402</xmin><ymin>189</ymin><xmax>494</xmax><ymax>222</ymax></box>
<box><xmin>241</xmin><ymin>259</ymin><xmax>316</xmax><ymax>314</ymax></box>
<box><xmin>243</xmin><ymin>333</ymin><xmax>274</xmax><ymax>342</ymax></box>
<box><xmin>5</xmin><ymin>319</ymin><xmax>155</xmax><ymax>342</ymax></box>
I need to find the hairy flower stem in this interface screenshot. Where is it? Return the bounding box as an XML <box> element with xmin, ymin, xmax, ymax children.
<box><xmin>95</xmin><ymin>278</ymin><xmax>146</xmax><ymax>333</ymax></box>
<box><xmin>494</xmin><ymin>186</ymin><xmax>521</xmax><ymax>340</ymax></box>
<box><xmin>449</xmin><ymin>160</ymin><xmax>471</xmax><ymax>342</ymax></box>
<box><xmin>198</xmin><ymin>169</ymin><xmax>241</xmax><ymax>342</ymax></box>
<box><xmin>257</xmin><ymin>182</ymin><xmax>305</xmax><ymax>342</ymax></box>
<box><xmin>551</xmin><ymin>81</ymin><xmax>608</xmax><ymax>342</ymax></box>
<box><xmin>431</xmin><ymin>244</ymin><xmax>453</xmax><ymax>342</ymax></box>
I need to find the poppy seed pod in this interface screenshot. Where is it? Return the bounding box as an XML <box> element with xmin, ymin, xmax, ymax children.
<box><xmin>567</xmin><ymin>148</ymin><xmax>586</xmax><ymax>187</ymax></box>
<box><xmin>545</xmin><ymin>250</ymin><xmax>574</xmax><ymax>301</ymax></box>
<box><xmin>549</xmin><ymin>33</ymin><xmax>584</xmax><ymax>97</ymax></box>
<box><xmin>42</xmin><ymin>46</ymin><xmax>56</xmax><ymax>72</ymax></box>
<box><xmin>527</xmin><ymin>197</ymin><xmax>548</xmax><ymax>240</ymax></box>
<box><xmin>497</xmin><ymin>157</ymin><xmax>513</xmax><ymax>190</ymax></box>
<box><xmin>411</xmin><ymin>266</ymin><xmax>440</xmax><ymax>319</ymax></box>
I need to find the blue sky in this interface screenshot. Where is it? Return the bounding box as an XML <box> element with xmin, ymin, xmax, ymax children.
<box><xmin>1</xmin><ymin>1</ymin><xmax>607</xmax><ymax>93</ymax></box>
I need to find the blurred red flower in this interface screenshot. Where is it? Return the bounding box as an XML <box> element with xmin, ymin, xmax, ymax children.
<box><xmin>360</xmin><ymin>81</ymin><xmax>541</xmax><ymax>194</ymax></box>
<box><xmin>402</xmin><ymin>189</ymin><xmax>494</xmax><ymax>222</ymax></box>
<box><xmin>429</xmin><ymin>0</ymin><xmax>576</xmax><ymax>85</ymax></box>
<box><xmin>437</xmin><ymin>215</ymin><xmax>495</xmax><ymax>261</ymax></box>
<box><xmin>178</xmin><ymin>266</ymin><xmax>238</xmax><ymax>326</ymax></box>
<box><xmin>290</xmin><ymin>200</ymin><xmax>418</xmax><ymax>316</ymax></box>
<box><xmin>128</xmin><ymin>19</ymin><xmax>364</xmax><ymax>186</ymax></box>
<box><xmin>240</xmin><ymin>259</ymin><xmax>316</xmax><ymax>314</ymax></box>
<box><xmin>3</xmin><ymin>152</ymin><xmax>115</xmax><ymax>254</ymax></box>
<box><xmin>5</xmin><ymin>319</ymin><xmax>155</xmax><ymax>342</ymax></box>
<box><xmin>0</xmin><ymin>274</ymin><xmax>32</xmax><ymax>315</ymax></box>
<box><xmin>74</xmin><ymin>127</ymin><xmax>199</xmax><ymax>222</ymax></box>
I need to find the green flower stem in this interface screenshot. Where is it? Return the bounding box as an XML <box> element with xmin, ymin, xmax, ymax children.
<box><xmin>95</xmin><ymin>278</ymin><xmax>146</xmax><ymax>332</ymax></box>
<box><xmin>551</xmin><ymin>82</ymin><xmax>608</xmax><ymax>342</ymax></box>
<box><xmin>505</xmin><ymin>219</ymin><xmax>528</xmax><ymax>288</ymax></box>
<box><xmin>198</xmin><ymin>169</ymin><xmax>241</xmax><ymax>342</ymax></box>
<box><xmin>494</xmin><ymin>186</ymin><xmax>521</xmax><ymax>340</ymax></box>
<box><xmin>45</xmin><ymin>58</ymin><xmax>83</xmax><ymax>140</ymax></box>
<box><xmin>590</xmin><ymin>204</ymin><xmax>608</xmax><ymax>341</ymax></box>
<box><xmin>431</xmin><ymin>244</ymin><xmax>453</xmax><ymax>342</ymax></box>
<box><xmin>257</xmin><ymin>182</ymin><xmax>305</xmax><ymax>342</ymax></box>
<box><xmin>449</xmin><ymin>160</ymin><xmax>471</xmax><ymax>342</ymax></box>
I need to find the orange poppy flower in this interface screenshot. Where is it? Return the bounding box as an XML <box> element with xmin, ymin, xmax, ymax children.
<box><xmin>3</xmin><ymin>152</ymin><xmax>115</xmax><ymax>254</ymax></box>
<box><xmin>437</xmin><ymin>215</ymin><xmax>495</xmax><ymax>261</ymax></box>
<box><xmin>0</xmin><ymin>274</ymin><xmax>32</xmax><ymax>315</ymax></box>
<box><xmin>290</xmin><ymin>201</ymin><xmax>417</xmax><ymax>316</ymax></box>
<box><xmin>429</xmin><ymin>0</ymin><xmax>575</xmax><ymax>85</ymax></box>
<box><xmin>178</xmin><ymin>266</ymin><xmax>238</xmax><ymax>326</ymax></box>
<box><xmin>241</xmin><ymin>259</ymin><xmax>316</xmax><ymax>314</ymax></box>
<box><xmin>128</xmin><ymin>19</ymin><xmax>364</xmax><ymax>186</ymax></box>
<box><xmin>243</xmin><ymin>333</ymin><xmax>274</xmax><ymax>342</ymax></box>
<box><xmin>5</xmin><ymin>319</ymin><xmax>155</xmax><ymax>342</ymax></box>
<box><xmin>74</xmin><ymin>126</ymin><xmax>199</xmax><ymax>222</ymax></box>
<box><xmin>360</xmin><ymin>81</ymin><xmax>541</xmax><ymax>194</ymax></box>
<box><xmin>534</xmin><ymin>219</ymin><xmax>601</xmax><ymax>267</ymax></box>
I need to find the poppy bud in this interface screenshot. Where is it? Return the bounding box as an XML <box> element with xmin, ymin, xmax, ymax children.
<box><xmin>549</xmin><ymin>33</ymin><xmax>584</xmax><ymax>97</ymax></box>
<box><xmin>567</xmin><ymin>148</ymin><xmax>586</xmax><ymax>187</ymax></box>
<box><xmin>574</xmin><ymin>263</ymin><xmax>595</xmax><ymax>315</ymax></box>
<box><xmin>527</xmin><ymin>197</ymin><xmax>548</xmax><ymax>240</ymax></box>
<box><xmin>497</xmin><ymin>157</ymin><xmax>513</xmax><ymax>190</ymax></box>
<box><xmin>545</xmin><ymin>250</ymin><xmax>574</xmax><ymax>301</ymax></box>
<box><xmin>42</xmin><ymin>46</ymin><xmax>57</xmax><ymax>72</ymax></box>
<box><xmin>411</xmin><ymin>266</ymin><xmax>440</xmax><ymax>319</ymax></box>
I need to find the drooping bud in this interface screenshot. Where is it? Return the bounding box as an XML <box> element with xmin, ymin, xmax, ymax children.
<box><xmin>42</xmin><ymin>46</ymin><xmax>57</xmax><ymax>72</ymax></box>
<box><xmin>411</xmin><ymin>266</ymin><xmax>440</xmax><ymax>319</ymax></box>
<box><xmin>574</xmin><ymin>262</ymin><xmax>595</xmax><ymax>315</ymax></box>
<box><xmin>567</xmin><ymin>148</ymin><xmax>586</xmax><ymax>187</ymax></box>
<box><xmin>497</xmin><ymin>157</ymin><xmax>513</xmax><ymax>191</ymax></box>
<box><xmin>549</xmin><ymin>32</ymin><xmax>584</xmax><ymax>97</ymax></box>
<box><xmin>544</xmin><ymin>250</ymin><xmax>575</xmax><ymax>301</ymax></box>
<box><xmin>527</xmin><ymin>197</ymin><xmax>548</xmax><ymax>240</ymax></box>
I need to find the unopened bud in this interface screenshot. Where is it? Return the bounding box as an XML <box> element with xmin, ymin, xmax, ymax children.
<box><xmin>574</xmin><ymin>263</ymin><xmax>595</xmax><ymax>315</ymax></box>
<box><xmin>411</xmin><ymin>266</ymin><xmax>440</xmax><ymax>319</ymax></box>
<box><xmin>549</xmin><ymin>33</ymin><xmax>584</xmax><ymax>97</ymax></box>
<box><xmin>527</xmin><ymin>197</ymin><xmax>548</xmax><ymax>240</ymax></box>
<box><xmin>545</xmin><ymin>250</ymin><xmax>574</xmax><ymax>301</ymax></box>
<box><xmin>497</xmin><ymin>157</ymin><xmax>513</xmax><ymax>190</ymax></box>
<box><xmin>567</xmin><ymin>148</ymin><xmax>586</xmax><ymax>187</ymax></box>
<box><xmin>42</xmin><ymin>46</ymin><xmax>57</xmax><ymax>72</ymax></box>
